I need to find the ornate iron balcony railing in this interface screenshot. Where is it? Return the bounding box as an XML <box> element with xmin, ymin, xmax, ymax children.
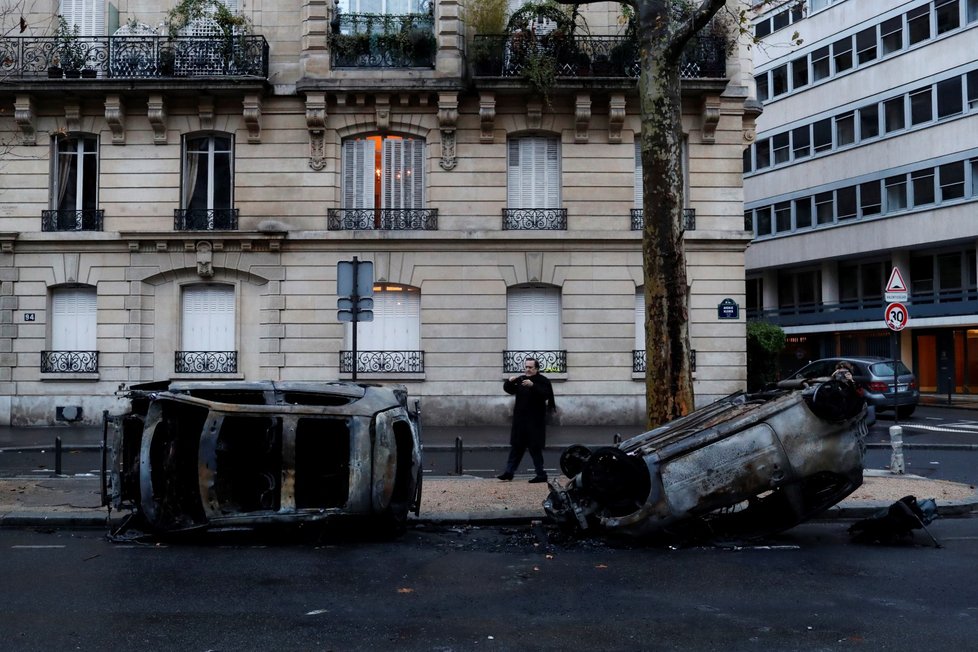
<box><xmin>632</xmin><ymin>350</ymin><xmax>646</xmax><ymax>373</ymax></box>
<box><xmin>329</xmin><ymin>9</ymin><xmax>436</xmax><ymax>68</ymax></box>
<box><xmin>0</xmin><ymin>35</ymin><xmax>269</xmax><ymax>79</ymax></box>
<box><xmin>41</xmin><ymin>350</ymin><xmax>99</xmax><ymax>373</ymax></box>
<box><xmin>174</xmin><ymin>208</ymin><xmax>239</xmax><ymax>231</ymax></box>
<box><xmin>502</xmin><ymin>208</ymin><xmax>567</xmax><ymax>230</ymax></box>
<box><xmin>41</xmin><ymin>209</ymin><xmax>103</xmax><ymax>231</ymax></box>
<box><xmin>471</xmin><ymin>34</ymin><xmax>725</xmax><ymax>79</ymax></box>
<box><xmin>340</xmin><ymin>350</ymin><xmax>425</xmax><ymax>373</ymax></box>
<box><xmin>630</xmin><ymin>208</ymin><xmax>696</xmax><ymax>231</ymax></box>
<box><xmin>503</xmin><ymin>350</ymin><xmax>567</xmax><ymax>374</ymax></box>
<box><xmin>327</xmin><ymin>208</ymin><xmax>438</xmax><ymax>230</ymax></box>
<box><xmin>175</xmin><ymin>351</ymin><xmax>238</xmax><ymax>373</ymax></box>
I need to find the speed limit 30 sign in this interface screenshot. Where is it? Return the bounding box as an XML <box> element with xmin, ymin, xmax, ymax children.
<box><xmin>885</xmin><ymin>302</ymin><xmax>909</xmax><ymax>331</ymax></box>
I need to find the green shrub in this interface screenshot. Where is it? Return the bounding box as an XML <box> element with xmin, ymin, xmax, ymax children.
<box><xmin>746</xmin><ymin>320</ymin><xmax>785</xmax><ymax>392</ymax></box>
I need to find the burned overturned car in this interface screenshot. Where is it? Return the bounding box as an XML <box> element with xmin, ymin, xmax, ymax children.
<box><xmin>102</xmin><ymin>381</ymin><xmax>422</xmax><ymax>535</ymax></box>
<box><xmin>544</xmin><ymin>380</ymin><xmax>868</xmax><ymax>541</ymax></box>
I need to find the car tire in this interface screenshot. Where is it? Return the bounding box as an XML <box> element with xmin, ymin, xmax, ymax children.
<box><xmin>897</xmin><ymin>405</ymin><xmax>916</xmax><ymax>419</ymax></box>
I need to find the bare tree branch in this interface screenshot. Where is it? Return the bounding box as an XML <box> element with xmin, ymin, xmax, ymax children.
<box><xmin>665</xmin><ymin>0</ymin><xmax>727</xmax><ymax>61</ymax></box>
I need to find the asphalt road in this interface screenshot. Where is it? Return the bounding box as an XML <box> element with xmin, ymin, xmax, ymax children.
<box><xmin>2</xmin><ymin>517</ymin><xmax>976</xmax><ymax>651</ymax></box>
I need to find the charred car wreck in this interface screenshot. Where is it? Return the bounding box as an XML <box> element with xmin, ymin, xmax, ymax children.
<box><xmin>544</xmin><ymin>380</ymin><xmax>868</xmax><ymax>541</ymax></box>
<box><xmin>102</xmin><ymin>381</ymin><xmax>422</xmax><ymax>535</ymax></box>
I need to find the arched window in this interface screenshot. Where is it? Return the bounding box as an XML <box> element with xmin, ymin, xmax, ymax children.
<box><xmin>43</xmin><ymin>285</ymin><xmax>98</xmax><ymax>373</ymax></box>
<box><xmin>178</xmin><ymin>284</ymin><xmax>237</xmax><ymax>373</ymax></box>
<box><xmin>344</xmin><ymin>284</ymin><xmax>423</xmax><ymax>373</ymax></box>
<box><xmin>505</xmin><ymin>285</ymin><xmax>564</xmax><ymax>373</ymax></box>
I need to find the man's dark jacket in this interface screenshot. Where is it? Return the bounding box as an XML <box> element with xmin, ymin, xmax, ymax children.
<box><xmin>503</xmin><ymin>374</ymin><xmax>556</xmax><ymax>448</ymax></box>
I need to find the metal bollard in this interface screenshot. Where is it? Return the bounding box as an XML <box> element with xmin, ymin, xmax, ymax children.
<box><xmin>55</xmin><ymin>436</ymin><xmax>63</xmax><ymax>476</ymax></box>
<box><xmin>454</xmin><ymin>436</ymin><xmax>463</xmax><ymax>475</ymax></box>
<box><xmin>889</xmin><ymin>425</ymin><xmax>905</xmax><ymax>474</ymax></box>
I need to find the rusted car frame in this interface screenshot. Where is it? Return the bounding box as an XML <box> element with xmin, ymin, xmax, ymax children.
<box><xmin>545</xmin><ymin>382</ymin><xmax>868</xmax><ymax>541</ymax></box>
<box><xmin>102</xmin><ymin>381</ymin><xmax>422</xmax><ymax>535</ymax></box>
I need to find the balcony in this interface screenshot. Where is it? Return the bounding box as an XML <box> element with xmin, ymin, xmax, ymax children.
<box><xmin>631</xmin><ymin>208</ymin><xmax>696</xmax><ymax>231</ymax></box>
<box><xmin>41</xmin><ymin>350</ymin><xmax>99</xmax><ymax>373</ymax></box>
<box><xmin>175</xmin><ymin>351</ymin><xmax>238</xmax><ymax>374</ymax></box>
<box><xmin>327</xmin><ymin>208</ymin><xmax>438</xmax><ymax>231</ymax></box>
<box><xmin>174</xmin><ymin>209</ymin><xmax>238</xmax><ymax>231</ymax></box>
<box><xmin>41</xmin><ymin>209</ymin><xmax>103</xmax><ymax>231</ymax></box>
<box><xmin>503</xmin><ymin>350</ymin><xmax>567</xmax><ymax>374</ymax></box>
<box><xmin>471</xmin><ymin>34</ymin><xmax>725</xmax><ymax>80</ymax></box>
<box><xmin>0</xmin><ymin>35</ymin><xmax>269</xmax><ymax>80</ymax></box>
<box><xmin>340</xmin><ymin>350</ymin><xmax>425</xmax><ymax>374</ymax></box>
<box><xmin>502</xmin><ymin>208</ymin><xmax>567</xmax><ymax>230</ymax></box>
<box><xmin>329</xmin><ymin>10</ymin><xmax>436</xmax><ymax>69</ymax></box>
<box><xmin>748</xmin><ymin>290</ymin><xmax>978</xmax><ymax>328</ymax></box>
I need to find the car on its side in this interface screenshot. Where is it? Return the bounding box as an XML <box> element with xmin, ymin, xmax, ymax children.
<box><xmin>780</xmin><ymin>356</ymin><xmax>918</xmax><ymax>419</ymax></box>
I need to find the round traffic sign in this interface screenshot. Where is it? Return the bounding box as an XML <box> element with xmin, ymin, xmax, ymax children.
<box><xmin>885</xmin><ymin>302</ymin><xmax>909</xmax><ymax>331</ymax></box>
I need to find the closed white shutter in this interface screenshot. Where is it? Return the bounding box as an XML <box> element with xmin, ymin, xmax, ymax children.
<box><xmin>634</xmin><ymin>289</ymin><xmax>645</xmax><ymax>350</ymax></box>
<box><xmin>357</xmin><ymin>287</ymin><xmax>420</xmax><ymax>350</ymax></box>
<box><xmin>60</xmin><ymin>0</ymin><xmax>104</xmax><ymax>35</ymax></box>
<box><xmin>507</xmin><ymin>286</ymin><xmax>560</xmax><ymax>350</ymax></box>
<box><xmin>51</xmin><ymin>287</ymin><xmax>96</xmax><ymax>350</ymax></box>
<box><xmin>382</xmin><ymin>139</ymin><xmax>425</xmax><ymax>209</ymax></box>
<box><xmin>182</xmin><ymin>285</ymin><xmax>235</xmax><ymax>351</ymax></box>
<box><xmin>343</xmin><ymin>139</ymin><xmax>376</xmax><ymax>209</ymax></box>
<box><xmin>634</xmin><ymin>141</ymin><xmax>643</xmax><ymax>207</ymax></box>
<box><xmin>508</xmin><ymin>137</ymin><xmax>560</xmax><ymax>208</ymax></box>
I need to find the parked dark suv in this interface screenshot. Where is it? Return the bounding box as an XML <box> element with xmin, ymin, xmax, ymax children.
<box><xmin>781</xmin><ymin>356</ymin><xmax>918</xmax><ymax>418</ymax></box>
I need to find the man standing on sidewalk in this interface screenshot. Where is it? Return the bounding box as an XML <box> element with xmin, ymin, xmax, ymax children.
<box><xmin>497</xmin><ymin>357</ymin><xmax>556</xmax><ymax>483</ymax></box>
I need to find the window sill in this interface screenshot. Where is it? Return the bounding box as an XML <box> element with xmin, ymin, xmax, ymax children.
<box><xmin>339</xmin><ymin>372</ymin><xmax>426</xmax><ymax>382</ymax></box>
<box><xmin>41</xmin><ymin>372</ymin><xmax>100</xmax><ymax>381</ymax></box>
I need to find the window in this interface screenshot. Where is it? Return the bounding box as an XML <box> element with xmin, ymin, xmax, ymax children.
<box><xmin>774</xmin><ymin>201</ymin><xmax>792</xmax><ymax>232</ymax></box>
<box><xmin>883</xmin><ymin>97</ymin><xmax>905</xmax><ymax>133</ymax></box>
<box><xmin>778</xmin><ymin>269</ymin><xmax>821</xmax><ymax>311</ymax></box>
<box><xmin>771</xmin><ymin>64</ymin><xmax>789</xmax><ymax>97</ymax></box>
<box><xmin>755</xmin><ymin>19</ymin><xmax>772</xmax><ymax>38</ymax></box>
<box><xmin>756</xmin><ymin>206</ymin><xmax>772</xmax><ymax>236</ymax></box>
<box><xmin>52</xmin><ymin>135</ymin><xmax>98</xmax><ymax>224</ymax></box>
<box><xmin>832</xmin><ymin>37</ymin><xmax>852</xmax><ymax>73</ymax></box>
<box><xmin>835</xmin><ymin>112</ymin><xmax>855</xmax><ymax>146</ymax></box>
<box><xmin>911</xmin><ymin>168</ymin><xmax>935</xmax><ymax>206</ymax></box>
<box><xmin>635</xmin><ymin>141</ymin><xmax>644</xmax><ymax>204</ymax></box>
<box><xmin>936</xmin><ymin>77</ymin><xmax>963</xmax><ymax>118</ymax></box>
<box><xmin>794</xmin><ymin>197</ymin><xmax>812</xmax><ymax>228</ymax></box>
<box><xmin>939</xmin><ymin>161</ymin><xmax>965</xmax><ymax>200</ymax></box>
<box><xmin>792</xmin><ymin>126</ymin><xmax>811</xmax><ymax>159</ymax></box>
<box><xmin>508</xmin><ymin>136</ymin><xmax>560</xmax><ymax>208</ymax></box>
<box><xmin>183</xmin><ymin>134</ymin><xmax>233</xmax><ymax>218</ymax></box>
<box><xmin>49</xmin><ymin>286</ymin><xmax>97</xmax><ymax>364</ymax></box>
<box><xmin>59</xmin><ymin>0</ymin><xmax>105</xmax><ymax>35</ymax></box>
<box><xmin>970</xmin><ymin>71</ymin><xmax>978</xmax><ymax>107</ymax></box>
<box><xmin>814</xmin><ymin>192</ymin><xmax>833</xmax><ymax>224</ymax></box>
<box><xmin>180</xmin><ymin>284</ymin><xmax>236</xmax><ymax>372</ymax></box>
<box><xmin>856</xmin><ymin>27</ymin><xmax>877</xmax><ymax>64</ymax></box>
<box><xmin>812</xmin><ymin>118</ymin><xmax>832</xmax><ymax>152</ymax></box>
<box><xmin>772</xmin><ymin>132</ymin><xmax>790</xmax><ymax>164</ymax></box>
<box><xmin>342</xmin><ymin>135</ymin><xmax>425</xmax><ymax>210</ymax></box>
<box><xmin>880</xmin><ymin>16</ymin><xmax>903</xmax><ymax>55</ymax></box>
<box><xmin>755</xmin><ymin>138</ymin><xmax>771</xmax><ymax>169</ymax></box>
<box><xmin>634</xmin><ymin>288</ymin><xmax>645</xmax><ymax>357</ymax></box>
<box><xmin>811</xmin><ymin>46</ymin><xmax>830</xmax><ymax>81</ymax></box>
<box><xmin>507</xmin><ymin>285</ymin><xmax>561</xmax><ymax>365</ymax></box>
<box><xmin>339</xmin><ymin>0</ymin><xmax>425</xmax><ymax>12</ymax></box>
<box><xmin>742</xmin><ymin>147</ymin><xmax>752</xmax><ymax>174</ymax></box>
<box><xmin>936</xmin><ymin>0</ymin><xmax>960</xmax><ymax>34</ymax></box>
<box><xmin>860</xmin><ymin>181</ymin><xmax>882</xmax><ymax>216</ymax></box>
<box><xmin>859</xmin><ymin>104</ymin><xmax>879</xmax><ymax>139</ymax></box>
<box><xmin>772</xmin><ymin>9</ymin><xmax>790</xmax><ymax>31</ymax></box>
<box><xmin>909</xmin><ymin>87</ymin><xmax>933</xmax><ymax>125</ymax></box>
<box><xmin>885</xmin><ymin>175</ymin><xmax>908</xmax><ymax>211</ymax></box>
<box><xmin>791</xmin><ymin>57</ymin><xmax>808</xmax><ymax>90</ymax></box>
<box><xmin>836</xmin><ymin>186</ymin><xmax>857</xmax><ymax>220</ymax></box>
<box><xmin>907</xmin><ymin>5</ymin><xmax>931</xmax><ymax>45</ymax></box>
<box><xmin>756</xmin><ymin>74</ymin><xmax>769</xmax><ymax>102</ymax></box>
<box><xmin>353</xmin><ymin>284</ymin><xmax>422</xmax><ymax>367</ymax></box>
<box><xmin>969</xmin><ymin>0</ymin><xmax>978</xmax><ymax>22</ymax></box>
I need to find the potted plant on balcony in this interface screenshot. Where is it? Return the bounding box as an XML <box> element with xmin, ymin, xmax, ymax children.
<box><xmin>465</xmin><ymin>0</ymin><xmax>507</xmax><ymax>75</ymax></box>
<box><xmin>165</xmin><ymin>0</ymin><xmax>253</xmax><ymax>74</ymax></box>
<box><xmin>53</xmin><ymin>15</ymin><xmax>86</xmax><ymax>78</ymax></box>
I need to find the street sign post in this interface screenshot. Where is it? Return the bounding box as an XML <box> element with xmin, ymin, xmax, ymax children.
<box><xmin>885</xmin><ymin>299</ymin><xmax>909</xmax><ymax>424</ymax></box>
<box><xmin>336</xmin><ymin>257</ymin><xmax>374</xmax><ymax>380</ymax></box>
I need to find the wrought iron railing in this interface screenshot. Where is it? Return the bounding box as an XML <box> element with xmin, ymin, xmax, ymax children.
<box><xmin>41</xmin><ymin>209</ymin><xmax>103</xmax><ymax>231</ymax></box>
<box><xmin>471</xmin><ymin>34</ymin><xmax>725</xmax><ymax>79</ymax></box>
<box><xmin>0</xmin><ymin>35</ymin><xmax>269</xmax><ymax>79</ymax></box>
<box><xmin>174</xmin><ymin>208</ymin><xmax>239</xmax><ymax>231</ymax></box>
<box><xmin>632</xmin><ymin>350</ymin><xmax>646</xmax><ymax>373</ymax></box>
<box><xmin>340</xmin><ymin>350</ymin><xmax>425</xmax><ymax>373</ymax></box>
<box><xmin>502</xmin><ymin>208</ymin><xmax>567</xmax><ymax>230</ymax></box>
<box><xmin>175</xmin><ymin>351</ymin><xmax>238</xmax><ymax>373</ymax></box>
<box><xmin>41</xmin><ymin>350</ymin><xmax>99</xmax><ymax>373</ymax></box>
<box><xmin>327</xmin><ymin>208</ymin><xmax>438</xmax><ymax>230</ymax></box>
<box><xmin>630</xmin><ymin>208</ymin><xmax>696</xmax><ymax>231</ymax></box>
<box><xmin>329</xmin><ymin>10</ymin><xmax>436</xmax><ymax>68</ymax></box>
<box><xmin>503</xmin><ymin>350</ymin><xmax>567</xmax><ymax>374</ymax></box>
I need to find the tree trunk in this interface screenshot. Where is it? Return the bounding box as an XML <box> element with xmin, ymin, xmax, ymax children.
<box><xmin>638</xmin><ymin>3</ymin><xmax>694</xmax><ymax>429</ymax></box>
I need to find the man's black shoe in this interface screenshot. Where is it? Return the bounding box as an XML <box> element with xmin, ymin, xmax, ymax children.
<box><xmin>496</xmin><ymin>473</ymin><xmax>514</xmax><ymax>481</ymax></box>
<box><xmin>528</xmin><ymin>475</ymin><xmax>548</xmax><ymax>483</ymax></box>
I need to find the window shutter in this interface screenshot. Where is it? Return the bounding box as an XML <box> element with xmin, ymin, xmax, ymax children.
<box><xmin>507</xmin><ymin>139</ymin><xmax>521</xmax><ymax>207</ymax></box>
<box><xmin>357</xmin><ymin>287</ymin><xmax>420</xmax><ymax>350</ymax></box>
<box><xmin>508</xmin><ymin>137</ymin><xmax>560</xmax><ymax>208</ymax></box>
<box><xmin>634</xmin><ymin>289</ymin><xmax>645</xmax><ymax>350</ymax></box>
<box><xmin>634</xmin><ymin>141</ymin><xmax>643</xmax><ymax>207</ymax></box>
<box><xmin>52</xmin><ymin>287</ymin><xmax>96</xmax><ymax>350</ymax></box>
<box><xmin>545</xmin><ymin>137</ymin><xmax>560</xmax><ymax>208</ymax></box>
<box><xmin>182</xmin><ymin>285</ymin><xmax>235</xmax><ymax>351</ymax></box>
<box><xmin>60</xmin><ymin>0</ymin><xmax>104</xmax><ymax>35</ymax></box>
<box><xmin>343</xmin><ymin>139</ymin><xmax>375</xmax><ymax>209</ymax></box>
<box><xmin>507</xmin><ymin>286</ymin><xmax>560</xmax><ymax>350</ymax></box>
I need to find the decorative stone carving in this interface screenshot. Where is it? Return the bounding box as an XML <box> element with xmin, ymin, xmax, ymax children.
<box><xmin>375</xmin><ymin>93</ymin><xmax>390</xmax><ymax>131</ymax></box>
<box><xmin>305</xmin><ymin>93</ymin><xmax>328</xmax><ymax>171</ymax></box>
<box><xmin>147</xmin><ymin>94</ymin><xmax>167</xmax><ymax>144</ymax></box>
<box><xmin>243</xmin><ymin>94</ymin><xmax>262</xmax><ymax>144</ymax></box>
<box><xmin>196</xmin><ymin>241</ymin><xmax>214</xmax><ymax>278</ymax></box>
<box><xmin>701</xmin><ymin>96</ymin><xmax>721</xmax><ymax>144</ymax></box>
<box><xmin>13</xmin><ymin>95</ymin><xmax>34</xmax><ymax>145</ymax></box>
<box><xmin>105</xmin><ymin>95</ymin><xmax>126</xmax><ymax>144</ymax></box>
<box><xmin>198</xmin><ymin>96</ymin><xmax>214</xmax><ymax>131</ymax></box>
<box><xmin>608</xmin><ymin>93</ymin><xmax>626</xmax><ymax>144</ymax></box>
<box><xmin>438</xmin><ymin>92</ymin><xmax>458</xmax><ymax>171</ymax></box>
<box><xmin>480</xmin><ymin>92</ymin><xmax>495</xmax><ymax>143</ymax></box>
<box><xmin>575</xmin><ymin>93</ymin><xmax>591</xmax><ymax>143</ymax></box>
<box><xmin>527</xmin><ymin>98</ymin><xmax>542</xmax><ymax>130</ymax></box>
<box><xmin>64</xmin><ymin>102</ymin><xmax>81</xmax><ymax>133</ymax></box>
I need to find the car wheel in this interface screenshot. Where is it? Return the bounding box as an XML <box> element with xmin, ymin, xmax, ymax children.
<box><xmin>897</xmin><ymin>405</ymin><xmax>916</xmax><ymax>419</ymax></box>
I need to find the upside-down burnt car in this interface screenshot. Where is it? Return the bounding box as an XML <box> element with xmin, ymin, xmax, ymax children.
<box><xmin>544</xmin><ymin>380</ymin><xmax>868</xmax><ymax>541</ymax></box>
<box><xmin>102</xmin><ymin>380</ymin><xmax>423</xmax><ymax>536</ymax></box>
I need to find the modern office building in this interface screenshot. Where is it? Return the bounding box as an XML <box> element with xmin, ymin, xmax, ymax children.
<box><xmin>746</xmin><ymin>0</ymin><xmax>978</xmax><ymax>395</ymax></box>
<box><xmin>0</xmin><ymin>0</ymin><xmax>754</xmax><ymax>426</ymax></box>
